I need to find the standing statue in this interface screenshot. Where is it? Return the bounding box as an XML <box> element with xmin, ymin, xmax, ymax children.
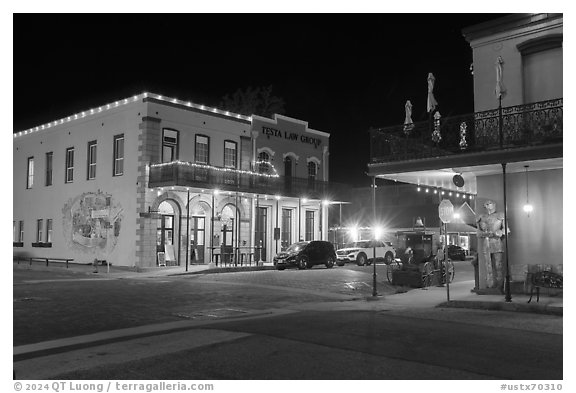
<box><xmin>476</xmin><ymin>200</ymin><xmax>509</xmax><ymax>290</ymax></box>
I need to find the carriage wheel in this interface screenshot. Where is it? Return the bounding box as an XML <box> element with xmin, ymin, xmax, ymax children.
<box><xmin>420</xmin><ymin>261</ymin><xmax>434</xmax><ymax>287</ymax></box>
<box><xmin>386</xmin><ymin>261</ymin><xmax>401</xmax><ymax>284</ymax></box>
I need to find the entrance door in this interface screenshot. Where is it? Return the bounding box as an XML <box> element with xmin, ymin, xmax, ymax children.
<box><xmin>190</xmin><ymin>216</ymin><xmax>205</xmax><ymax>263</ymax></box>
<box><xmin>255</xmin><ymin>207</ymin><xmax>267</xmax><ymax>261</ymax></box>
<box><xmin>156</xmin><ymin>214</ymin><xmax>174</xmax><ymax>265</ymax></box>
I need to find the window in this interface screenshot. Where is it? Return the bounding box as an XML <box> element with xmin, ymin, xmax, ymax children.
<box><xmin>45</xmin><ymin>152</ymin><xmax>53</xmax><ymax>186</ymax></box>
<box><xmin>46</xmin><ymin>219</ymin><xmax>53</xmax><ymax>243</ymax></box>
<box><xmin>195</xmin><ymin>135</ymin><xmax>209</xmax><ymax>164</ymax></box>
<box><xmin>224</xmin><ymin>140</ymin><xmax>237</xmax><ymax>168</ymax></box>
<box><xmin>257</xmin><ymin>151</ymin><xmax>270</xmax><ymax>174</ymax></box>
<box><xmin>19</xmin><ymin>221</ymin><xmax>24</xmax><ymax>243</ymax></box>
<box><xmin>307</xmin><ymin>161</ymin><xmax>317</xmax><ymax>180</ymax></box>
<box><xmin>65</xmin><ymin>147</ymin><xmax>74</xmax><ymax>183</ymax></box>
<box><xmin>27</xmin><ymin>157</ymin><xmax>34</xmax><ymax>188</ymax></box>
<box><xmin>113</xmin><ymin>134</ymin><xmax>124</xmax><ymax>176</ymax></box>
<box><xmin>87</xmin><ymin>141</ymin><xmax>97</xmax><ymax>180</ymax></box>
<box><xmin>162</xmin><ymin>129</ymin><xmax>179</xmax><ymax>163</ymax></box>
<box><xmin>305</xmin><ymin>211</ymin><xmax>314</xmax><ymax>241</ymax></box>
<box><xmin>36</xmin><ymin>219</ymin><xmax>43</xmax><ymax>243</ymax></box>
<box><xmin>284</xmin><ymin>156</ymin><xmax>293</xmax><ymax>177</ymax></box>
<box><xmin>281</xmin><ymin>209</ymin><xmax>292</xmax><ymax>249</ymax></box>
<box><xmin>13</xmin><ymin>221</ymin><xmax>16</xmax><ymax>242</ymax></box>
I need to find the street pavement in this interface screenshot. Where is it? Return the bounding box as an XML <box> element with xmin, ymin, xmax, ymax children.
<box><xmin>12</xmin><ymin>261</ymin><xmax>564</xmax><ymax>380</ymax></box>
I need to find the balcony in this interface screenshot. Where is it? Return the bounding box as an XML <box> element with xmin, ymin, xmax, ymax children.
<box><xmin>148</xmin><ymin>161</ymin><xmax>348</xmax><ymax>200</ymax></box>
<box><xmin>369</xmin><ymin>98</ymin><xmax>563</xmax><ymax>164</ymax></box>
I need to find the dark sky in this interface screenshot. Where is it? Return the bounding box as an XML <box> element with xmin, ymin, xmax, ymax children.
<box><xmin>13</xmin><ymin>13</ymin><xmax>506</xmax><ymax>185</ymax></box>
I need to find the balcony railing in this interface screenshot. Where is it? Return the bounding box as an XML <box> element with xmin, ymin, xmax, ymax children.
<box><xmin>148</xmin><ymin>161</ymin><xmax>348</xmax><ymax>200</ymax></box>
<box><xmin>369</xmin><ymin>98</ymin><xmax>563</xmax><ymax>163</ymax></box>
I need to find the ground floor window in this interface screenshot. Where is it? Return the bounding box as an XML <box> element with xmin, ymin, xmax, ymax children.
<box><xmin>305</xmin><ymin>210</ymin><xmax>314</xmax><ymax>241</ymax></box>
<box><xmin>281</xmin><ymin>208</ymin><xmax>292</xmax><ymax>249</ymax></box>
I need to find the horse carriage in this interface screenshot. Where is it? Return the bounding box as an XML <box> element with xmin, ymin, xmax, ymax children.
<box><xmin>386</xmin><ymin>247</ymin><xmax>455</xmax><ymax>288</ymax></box>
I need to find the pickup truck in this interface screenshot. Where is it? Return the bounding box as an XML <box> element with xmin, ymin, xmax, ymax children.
<box><xmin>336</xmin><ymin>240</ymin><xmax>397</xmax><ymax>266</ymax></box>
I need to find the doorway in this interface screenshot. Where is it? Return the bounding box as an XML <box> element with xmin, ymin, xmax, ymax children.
<box><xmin>255</xmin><ymin>206</ymin><xmax>267</xmax><ymax>261</ymax></box>
<box><xmin>190</xmin><ymin>216</ymin><xmax>205</xmax><ymax>263</ymax></box>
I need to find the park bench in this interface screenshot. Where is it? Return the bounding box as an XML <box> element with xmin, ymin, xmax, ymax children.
<box><xmin>527</xmin><ymin>270</ymin><xmax>563</xmax><ymax>303</ymax></box>
<box><xmin>14</xmin><ymin>256</ymin><xmax>74</xmax><ymax>268</ymax></box>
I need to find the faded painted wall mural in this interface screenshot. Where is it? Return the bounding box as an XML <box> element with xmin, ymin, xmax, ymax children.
<box><xmin>62</xmin><ymin>191</ymin><xmax>123</xmax><ymax>253</ymax></box>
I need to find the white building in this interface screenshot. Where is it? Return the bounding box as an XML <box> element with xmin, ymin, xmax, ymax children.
<box><xmin>13</xmin><ymin>93</ymin><xmax>338</xmax><ymax>268</ymax></box>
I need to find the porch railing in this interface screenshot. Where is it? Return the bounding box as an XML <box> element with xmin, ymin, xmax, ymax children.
<box><xmin>148</xmin><ymin>161</ymin><xmax>349</xmax><ymax>200</ymax></box>
<box><xmin>369</xmin><ymin>98</ymin><xmax>563</xmax><ymax>163</ymax></box>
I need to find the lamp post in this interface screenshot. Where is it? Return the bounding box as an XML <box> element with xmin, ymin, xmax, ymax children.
<box><xmin>502</xmin><ymin>163</ymin><xmax>512</xmax><ymax>302</ymax></box>
<box><xmin>185</xmin><ymin>189</ymin><xmax>190</xmax><ymax>272</ymax></box>
<box><xmin>438</xmin><ymin>198</ymin><xmax>454</xmax><ymax>301</ymax></box>
<box><xmin>372</xmin><ymin>176</ymin><xmax>377</xmax><ymax>297</ymax></box>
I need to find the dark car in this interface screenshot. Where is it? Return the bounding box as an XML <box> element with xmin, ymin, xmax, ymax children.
<box><xmin>273</xmin><ymin>241</ymin><xmax>336</xmax><ymax>270</ymax></box>
<box><xmin>447</xmin><ymin>244</ymin><xmax>467</xmax><ymax>261</ymax></box>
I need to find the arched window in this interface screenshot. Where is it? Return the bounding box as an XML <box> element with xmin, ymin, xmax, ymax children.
<box><xmin>258</xmin><ymin>151</ymin><xmax>270</xmax><ymax>174</ymax></box>
<box><xmin>307</xmin><ymin>161</ymin><xmax>317</xmax><ymax>180</ymax></box>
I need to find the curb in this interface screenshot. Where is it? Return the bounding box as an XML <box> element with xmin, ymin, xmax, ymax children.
<box><xmin>438</xmin><ymin>300</ymin><xmax>563</xmax><ymax>316</ymax></box>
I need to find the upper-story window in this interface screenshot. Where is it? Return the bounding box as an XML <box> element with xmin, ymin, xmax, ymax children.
<box><xmin>224</xmin><ymin>141</ymin><xmax>237</xmax><ymax>168</ymax></box>
<box><xmin>26</xmin><ymin>157</ymin><xmax>34</xmax><ymax>189</ymax></box>
<box><xmin>518</xmin><ymin>35</ymin><xmax>563</xmax><ymax>103</ymax></box>
<box><xmin>284</xmin><ymin>156</ymin><xmax>293</xmax><ymax>177</ymax></box>
<box><xmin>307</xmin><ymin>161</ymin><xmax>317</xmax><ymax>180</ymax></box>
<box><xmin>65</xmin><ymin>147</ymin><xmax>74</xmax><ymax>183</ymax></box>
<box><xmin>87</xmin><ymin>140</ymin><xmax>97</xmax><ymax>180</ymax></box>
<box><xmin>113</xmin><ymin>134</ymin><xmax>124</xmax><ymax>176</ymax></box>
<box><xmin>162</xmin><ymin>129</ymin><xmax>179</xmax><ymax>163</ymax></box>
<box><xmin>258</xmin><ymin>151</ymin><xmax>270</xmax><ymax>174</ymax></box>
<box><xmin>195</xmin><ymin>135</ymin><xmax>209</xmax><ymax>164</ymax></box>
<box><xmin>45</xmin><ymin>152</ymin><xmax>53</xmax><ymax>186</ymax></box>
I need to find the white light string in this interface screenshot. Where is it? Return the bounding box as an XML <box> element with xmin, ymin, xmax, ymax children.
<box><xmin>14</xmin><ymin>92</ymin><xmax>252</xmax><ymax>138</ymax></box>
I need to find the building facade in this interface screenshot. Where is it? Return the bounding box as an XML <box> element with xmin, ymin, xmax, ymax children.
<box><xmin>367</xmin><ymin>14</ymin><xmax>562</xmax><ymax>293</ymax></box>
<box><xmin>13</xmin><ymin>93</ymin><xmax>337</xmax><ymax>268</ymax></box>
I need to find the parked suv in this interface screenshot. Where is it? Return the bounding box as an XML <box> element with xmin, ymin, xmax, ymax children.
<box><xmin>336</xmin><ymin>240</ymin><xmax>396</xmax><ymax>266</ymax></box>
<box><xmin>274</xmin><ymin>241</ymin><xmax>336</xmax><ymax>270</ymax></box>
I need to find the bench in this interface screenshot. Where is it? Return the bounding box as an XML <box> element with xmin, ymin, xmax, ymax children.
<box><xmin>14</xmin><ymin>256</ymin><xmax>74</xmax><ymax>268</ymax></box>
<box><xmin>527</xmin><ymin>271</ymin><xmax>563</xmax><ymax>303</ymax></box>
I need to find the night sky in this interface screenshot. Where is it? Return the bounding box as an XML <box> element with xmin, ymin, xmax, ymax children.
<box><xmin>13</xmin><ymin>13</ymin><xmax>507</xmax><ymax>186</ymax></box>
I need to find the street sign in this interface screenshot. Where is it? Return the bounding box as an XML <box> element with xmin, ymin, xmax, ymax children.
<box><xmin>438</xmin><ymin>199</ymin><xmax>454</xmax><ymax>224</ymax></box>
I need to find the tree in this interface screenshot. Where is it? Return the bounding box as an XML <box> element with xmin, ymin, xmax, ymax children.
<box><xmin>219</xmin><ymin>85</ymin><xmax>286</xmax><ymax>118</ymax></box>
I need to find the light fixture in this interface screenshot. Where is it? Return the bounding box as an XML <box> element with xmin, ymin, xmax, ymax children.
<box><xmin>523</xmin><ymin>165</ymin><xmax>533</xmax><ymax>216</ymax></box>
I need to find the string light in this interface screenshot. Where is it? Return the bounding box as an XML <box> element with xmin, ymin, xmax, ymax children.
<box><xmin>150</xmin><ymin>160</ymin><xmax>280</xmax><ymax>178</ymax></box>
<box><xmin>14</xmin><ymin>92</ymin><xmax>252</xmax><ymax>138</ymax></box>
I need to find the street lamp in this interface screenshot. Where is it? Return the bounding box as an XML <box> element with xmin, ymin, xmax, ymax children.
<box><xmin>371</xmin><ymin>176</ymin><xmax>377</xmax><ymax>297</ymax></box>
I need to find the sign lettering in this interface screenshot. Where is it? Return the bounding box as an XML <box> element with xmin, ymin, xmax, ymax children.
<box><xmin>261</xmin><ymin>126</ymin><xmax>322</xmax><ymax>148</ymax></box>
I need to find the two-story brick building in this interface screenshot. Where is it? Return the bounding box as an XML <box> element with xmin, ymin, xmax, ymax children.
<box><xmin>13</xmin><ymin>93</ymin><xmax>338</xmax><ymax>268</ymax></box>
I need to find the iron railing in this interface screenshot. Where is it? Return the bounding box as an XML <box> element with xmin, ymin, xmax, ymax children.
<box><xmin>369</xmin><ymin>98</ymin><xmax>563</xmax><ymax>163</ymax></box>
<box><xmin>148</xmin><ymin>161</ymin><xmax>349</xmax><ymax>200</ymax></box>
